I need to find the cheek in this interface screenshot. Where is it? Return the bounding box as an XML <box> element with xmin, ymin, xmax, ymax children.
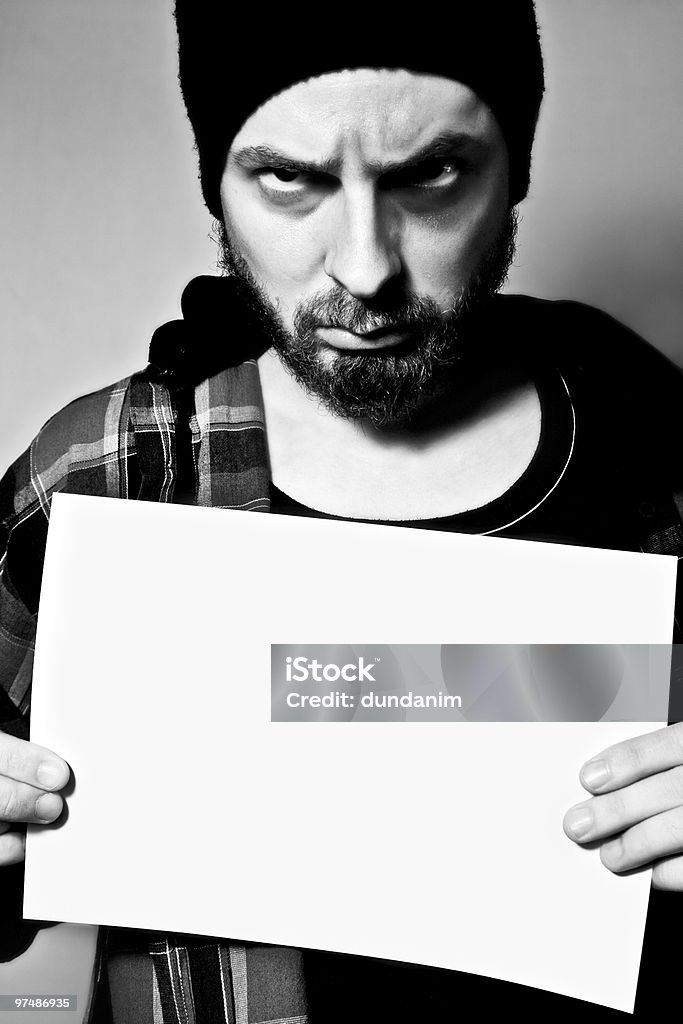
<box><xmin>401</xmin><ymin>151</ymin><xmax>509</xmax><ymax>303</ymax></box>
<box><xmin>401</xmin><ymin>227</ymin><xmax>464</xmax><ymax>304</ymax></box>
<box><xmin>403</xmin><ymin>192</ymin><xmax>508</xmax><ymax>303</ymax></box>
<box><xmin>221</xmin><ymin>178</ymin><xmax>324</xmax><ymax>304</ymax></box>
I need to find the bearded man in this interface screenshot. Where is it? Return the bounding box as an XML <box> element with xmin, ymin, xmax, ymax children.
<box><xmin>1</xmin><ymin>3</ymin><xmax>683</xmax><ymax>1021</ymax></box>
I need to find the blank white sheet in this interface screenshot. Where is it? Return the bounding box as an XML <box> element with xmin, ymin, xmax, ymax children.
<box><xmin>24</xmin><ymin>493</ymin><xmax>678</xmax><ymax>1013</ymax></box>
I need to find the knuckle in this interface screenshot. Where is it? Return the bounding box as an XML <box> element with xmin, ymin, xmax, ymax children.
<box><xmin>662</xmin><ymin>812</ymin><xmax>683</xmax><ymax>847</ymax></box>
<box><xmin>604</xmin><ymin>789</ymin><xmax>627</xmax><ymax>825</ymax></box>
<box><xmin>1</xmin><ymin>745</ymin><xmax>25</xmax><ymax>781</ymax></box>
<box><xmin>621</xmin><ymin>738</ymin><xmax>646</xmax><ymax>774</ymax></box>
<box><xmin>0</xmin><ymin>783</ymin><xmax>21</xmax><ymax>822</ymax></box>
<box><xmin>666</xmin><ymin>765</ymin><xmax>683</xmax><ymax>801</ymax></box>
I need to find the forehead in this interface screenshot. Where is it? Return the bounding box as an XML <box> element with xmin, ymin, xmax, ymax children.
<box><xmin>229</xmin><ymin>68</ymin><xmax>501</xmax><ymax>161</ymax></box>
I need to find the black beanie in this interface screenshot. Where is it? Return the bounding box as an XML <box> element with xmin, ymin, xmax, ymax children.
<box><xmin>175</xmin><ymin>3</ymin><xmax>544</xmax><ymax>221</ymax></box>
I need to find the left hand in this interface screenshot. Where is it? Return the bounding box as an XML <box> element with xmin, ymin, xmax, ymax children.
<box><xmin>563</xmin><ymin>722</ymin><xmax>683</xmax><ymax>890</ymax></box>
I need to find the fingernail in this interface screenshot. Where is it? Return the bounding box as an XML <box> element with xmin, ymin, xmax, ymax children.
<box><xmin>35</xmin><ymin>793</ymin><xmax>62</xmax><ymax>823</ymax></box>
<box><xmin>36</xmin><ymin>761</ymin><xmax>67</xmax><ymax>790</ymax></box>
<box><xmin>581</xmin><ymin>759</ymin><xmax>611</xmax><ymax>790</ymax></box>
<box><xmin>564</xmin><ymin>806</ymin><xmax>593</xmax><ymax>840</ymax></box>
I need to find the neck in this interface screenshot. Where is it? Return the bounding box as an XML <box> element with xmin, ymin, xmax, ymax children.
<box><xmin>257</xmin><ymin>346</ymin><xmax>543</xmax><ymax>520</ymax></box>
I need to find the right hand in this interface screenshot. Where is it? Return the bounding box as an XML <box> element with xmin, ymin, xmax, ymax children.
<box><xmin>0</xmin><ymin>733</ymin><xmax>70</xmax><ymax>866</ymax></box>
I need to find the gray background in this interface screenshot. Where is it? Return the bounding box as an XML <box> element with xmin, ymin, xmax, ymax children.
<box><xmin>1</xmin><ymin>0</ymin><xmax>682</xmax><ymax>473</ymax></box>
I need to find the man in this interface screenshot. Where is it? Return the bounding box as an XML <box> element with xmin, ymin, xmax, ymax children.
<box><xmin>1</xmin><ymin>3</ymin><xmax>683</xmax><ymax>1021</ymax></box>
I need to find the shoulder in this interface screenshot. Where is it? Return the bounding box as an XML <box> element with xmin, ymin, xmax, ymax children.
<box><xmin>1</xmin><ymin>375</ymin><xmax>137</xmax><ymax>523</ymax></box>
<box><xmin>0</xmin><ymin>357</ymin><xmax>263</xmax><ymax>523</ymax></box>
<box><xmin>493</xmin><ymin>294</ymin><xmax>683</xmax><ymax>500</ymax></box>
<box><xmin>489</xmin><ymin>295</ymin><xmax>683</xmax><ymax>440</ymax></box>
<box><xmin>491</xmin><ymin>294</ymin><xmax>683</xmax><ymax>389</ymax></box>
<box><xmin>0</xmin><ymin>373</ymin><xmax>141</xmax><ymax>630</ymax></box>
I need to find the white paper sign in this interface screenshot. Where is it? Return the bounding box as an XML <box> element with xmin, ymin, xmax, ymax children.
<box><xmin>24</xmin><ymin>493</ymin><xmax>678</xmax><ymax>1013</ymax></box>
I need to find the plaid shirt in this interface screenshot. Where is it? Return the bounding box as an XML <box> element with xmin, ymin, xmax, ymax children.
<box><xmin>0</xmin><ymin>362</ymin><xmax>310</xmax><ymax>1024</ymax></box>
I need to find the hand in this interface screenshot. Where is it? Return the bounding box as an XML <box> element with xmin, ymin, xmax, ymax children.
<box><xmin>0</xmin><ymin>732</ymin><xmax>70</xmax><ymax>866</ymax></box>
<box><xmin>563</xmin><ymin>722</ymin><xmax>683</xmax><ymax>890</ymax></box>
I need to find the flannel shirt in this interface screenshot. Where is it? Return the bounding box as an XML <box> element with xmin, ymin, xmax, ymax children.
<box><xmin>0</xmin><ymin>361</ymin><xmax>311</xmax><ymax>1024</ymax></box>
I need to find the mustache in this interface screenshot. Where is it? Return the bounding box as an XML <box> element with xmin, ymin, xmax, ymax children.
<box><xmin>294</xmin><ymin>287</ymin><xmax>452</xmax><ymax>337</ymax></box>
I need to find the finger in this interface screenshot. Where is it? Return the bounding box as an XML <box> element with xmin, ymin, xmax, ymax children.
<box><xmin>0</xmin><ymin>776</ymin><xmax>63</xmax><ymax>825</ymax></box>
<box><xmin>0</xmin><ymin>829</ymin><xmax>25</xmax><ymax>867</ymax></box>
<box><xmin>652</xmin><ymin>854</ymin><xmax>683</xmax><ymax>891</ymax></box>
<box><xmin>564</xmin><ymin>764</ymin><xmax>683</xmax><ymax>843</ymax></box>
<box><xmin>0</xmin><ymin>733</ymin><xmax>69</xmax><ymax>791</ymax></box>
<box><xmin>599</xmin><ymin>807</ymin><xmax>683</xmax><ymax>873</ymax></box>
<box><xmin>579</xmin><ymin>722</ymin><xmax>683</xmax><ymax>795</ymax></box>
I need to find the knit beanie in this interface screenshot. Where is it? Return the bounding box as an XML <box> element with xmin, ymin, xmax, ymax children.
<box><xmin>175</xmin><ymin>3</ymin><xmax>545</xmax><ymax>220</ymax></box>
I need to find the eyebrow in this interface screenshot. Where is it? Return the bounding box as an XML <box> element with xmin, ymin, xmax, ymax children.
<box><xmin>230</xmin><ymin>132</ymin><xmax>485</xmax><ymax>178</ymax></box>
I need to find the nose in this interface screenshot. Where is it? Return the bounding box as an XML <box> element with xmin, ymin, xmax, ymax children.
<box><xmin>323</xmin><ymin>187</ymin><xmax>402</xmax><ymax>300</ymax></box>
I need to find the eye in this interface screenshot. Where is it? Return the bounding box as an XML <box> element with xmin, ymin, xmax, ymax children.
<box><xmin>258</xmin><ymin>167</ymin><xmax>308</xmax><ymax>195</ymax></box>
<box><xmin>387</xmin><ymin>159</ymin><xmax>464</xmax><ymax>192</ymax></box>
<box><xmin>418</xmin><ymin>161</ymin><xmax>459</xmax><ymax>184</ymax></box>
<box><xmin>259</xmin><ymin>165</ymin><xmax>305</xmax><ymax>188</ymax></box>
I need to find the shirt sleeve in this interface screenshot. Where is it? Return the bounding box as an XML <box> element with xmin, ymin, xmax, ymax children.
<box><xmin>0</xmin><ymin>453</ymin><xmax>38</xmax><ymax>741</ymax></box>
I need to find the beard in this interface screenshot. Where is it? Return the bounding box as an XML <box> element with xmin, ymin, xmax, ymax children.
<box><xmin>217</xmin><ymin>210</ymin><xmax>518</xmax><ymax>427</ymax></box>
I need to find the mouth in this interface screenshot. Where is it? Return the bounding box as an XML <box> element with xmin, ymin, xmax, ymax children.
<box><xmin>315</xmin><ymin>325</ymin><xmax>413</xmax><ymax>352</ymax></box>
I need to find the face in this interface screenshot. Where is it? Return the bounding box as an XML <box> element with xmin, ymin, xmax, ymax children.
<box><xmin>220</xmin><ymin>68</ymin><xmax>514</xmax><ymax>424</ymax></box>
